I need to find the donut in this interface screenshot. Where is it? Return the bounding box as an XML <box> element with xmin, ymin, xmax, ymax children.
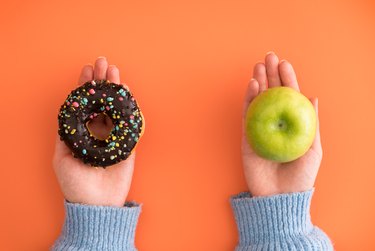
<box><xmin>58</xmin><ymin>80</ymin><xmax>144</xmax><ymax>168</ymax></box>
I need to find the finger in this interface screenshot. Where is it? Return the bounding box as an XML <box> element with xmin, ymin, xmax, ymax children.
<box><xmin>107</xmin><ymin>65</ymin><xmax>120</xmax><ymax>84</ymax></box>
<box><xmin>279</xmin><ymin>60</ymin><xmax>300</xmax><ymax>92</ymax></box>
<box><xmin>253</xmin><ymin>62</ymin><xmax>267</xmax><ymax>92</ymax></box>
<box><xmin>310</xmin><ymin>97</ymin><xmax>322</xmax><ymax>156</ymax></box>
<box><xmin>78</xmin><ymin>64</ymin><xmax>94</xmax><ymax>85</ymax></box>
<box><xmin>111</xmin><ymin>152</ymin><xmax>135</xmax><ymax>178</ymax></box>
<box><xmin>54</xmin><ymin>134</ymin><xmax>71</xmax><ymax>161</ymax></box>
<box><xmin>242</xmin><ymin>78</ymin><xmax>259</xmax><ymax>118</ymax></box>
<box><xmin>265</xmin><ymin>51</ymin><xmax>282</xmax><ymax>88</ymax></box>
<box><xmin>94</xmin><ymin>56</ymin><xmax>108</xmax><ymax>80</ymax></box>
<box><xmin>121</xmin><ymin>83</ymin><xmax>130</xmax><ymax>90</ymax></box>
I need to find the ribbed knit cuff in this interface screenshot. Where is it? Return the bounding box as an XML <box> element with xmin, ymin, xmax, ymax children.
<box><xmin>52</xmin><ymin>201</ymin><xmax>141</xmax><ymax>251</ymax></box>
<box><xmin>231</xmin><ymin>189</ymin><xmax>315</xmax><ymax>246</ymax></box>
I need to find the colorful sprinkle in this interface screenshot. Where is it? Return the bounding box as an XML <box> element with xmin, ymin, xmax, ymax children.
<box><xmin>118</xmin><ymin>89</ymin><xmax>126</xmax><ymax>97</ymax></box>
<box><xmin>58</xmin><ymin>79</ymin><xmax>143</xmax><ymax>167</ymax></box>
<box><xmin>82</xmin><ymin>98</ymin><xmax>88</xmax><ymax>105</ymax></box>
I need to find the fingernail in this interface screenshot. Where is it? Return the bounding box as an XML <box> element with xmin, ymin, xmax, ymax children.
<box><xmin>97</xmin><ymin>56</ymin><xmax>107</xmax><ymax>60</ymax></box>
<box><xmin>266</xmin><ymin>51</ymin><xmax>275</xmax><ymax>55</ymax></box>
<box><xmin>83</xmin><ymin>65</ymin><xmax>93</xmax><ymax>71</ymax></box>
<box><xmin>249</xmin><ymin>78</ymin><xmax>257</xmax><ymax>87</ymax></box>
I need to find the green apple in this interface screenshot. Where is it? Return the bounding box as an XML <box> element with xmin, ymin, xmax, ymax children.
<box><xmin>245</xmin><ymin>86</ymin><xmax>316</xmax><ymax>162</ymax></box>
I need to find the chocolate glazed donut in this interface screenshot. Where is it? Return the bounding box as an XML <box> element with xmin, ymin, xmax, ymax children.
<box><xmin>58</xmin><ymin>80</ymin><xmax>144</xmax><ymax>168</ymax></box>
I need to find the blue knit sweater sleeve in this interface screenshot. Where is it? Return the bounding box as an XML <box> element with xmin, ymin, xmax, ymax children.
<box><xmin>51</xmin><ymin>201</ymin><xmax>141</xmax><ymax>251</ymax></box>
<box><xmin>230</xmin><ymin>189</ymin><xmax>333</xmax><ymax>251</ymax></box>
<box><xmin>52</xmin><ymin>190</ymin><xmax>333</xmax><ymax>250</ymax></box>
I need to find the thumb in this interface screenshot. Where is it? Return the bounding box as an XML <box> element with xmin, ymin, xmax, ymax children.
<box><xmin>309</xmin><ymin>97</ymin><xmax>322</xmax><ymax>156</ymax></box>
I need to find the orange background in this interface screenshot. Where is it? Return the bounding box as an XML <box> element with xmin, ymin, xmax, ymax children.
<box><xmin>1</xmin><ymin>0</ymin><xmax>374</xmax><ymax>250</ymax></box>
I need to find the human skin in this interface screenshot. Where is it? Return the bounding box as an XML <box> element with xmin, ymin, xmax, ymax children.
<box><xmin>242</xmin><ymin>52</ymin><xmax>322</xmax><ymax>197</ymax></box>
<box><xmin>53</xmin><ymin>57</ymin><xmax>135</xmax><ymax>207</ymax></box>
<box><xmin>53</xmin><ymin>53</ymin><xmax>321</xmax><ymax>206</ymax></box>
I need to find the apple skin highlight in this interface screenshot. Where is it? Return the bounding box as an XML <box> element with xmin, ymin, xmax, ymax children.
<box><xmin>245</xmin><ymin>86</ymin><xmax>316</xmax><ymax>162</ymax></box>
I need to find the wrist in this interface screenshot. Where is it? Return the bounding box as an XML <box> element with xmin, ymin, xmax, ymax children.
<box><xmin>65</xmin><ymin>198</ymin><xmax>127</xmax><ymax>207</ymax></box>
<box><xmin>248</xmin><ymin>183</ymin><xmax>314</xmax><ymax>197</ymax></box>
<box><xmin>63</xmin><ymin>191</ymin><xmax>128</xmax><ymax>207</ymax></box>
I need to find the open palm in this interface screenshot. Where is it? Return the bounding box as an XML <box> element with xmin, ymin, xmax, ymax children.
<box><xmin>53</xmin><ymin>57</ymin><xmax>135</xmax><ymax>207</ymax></box>
<box><xmin>242</xmin><ymin>52</ymin><xmax>322</xmax><ymax>197</ymax></box>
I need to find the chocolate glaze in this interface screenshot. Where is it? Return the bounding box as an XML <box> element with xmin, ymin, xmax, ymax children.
<box><xmin>58</xmin><ymin>80</ymin><xmax>144</xmax><ymax>168</ymax></box>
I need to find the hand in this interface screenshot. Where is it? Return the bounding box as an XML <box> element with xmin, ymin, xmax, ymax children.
<box><xmin>53</xmin><ymin>57</ymin><xmax>135</xmax><ymax>207</ymax></box>
<box><xmin>242</xmin><ymin>52</ymin><xmax>322</xmax><ymax>197</ymax></box>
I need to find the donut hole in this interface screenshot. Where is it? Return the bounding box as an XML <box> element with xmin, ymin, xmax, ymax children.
<box><xmin>86</xmin><ymin>113</ymin><xmax>114</xmax><ymax>140</ymax></box>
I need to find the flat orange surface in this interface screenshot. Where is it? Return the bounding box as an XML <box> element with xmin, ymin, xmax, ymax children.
<box><xmin>1</xmin><ymin>0</ymin><xmax>375</xmax><ymax>250</ymax></box>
